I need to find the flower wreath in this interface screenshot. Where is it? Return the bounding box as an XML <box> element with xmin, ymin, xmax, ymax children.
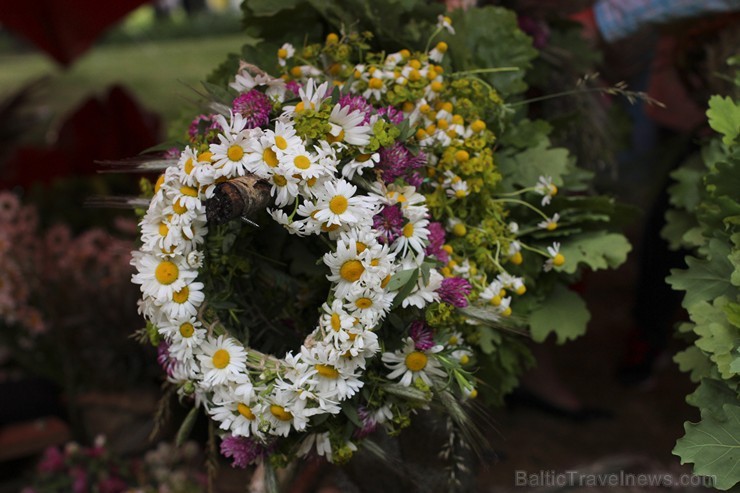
<box><xmin>133</xmin><ymin>18</ymin><xmax>573</xmax><ymax>465</ymax></box>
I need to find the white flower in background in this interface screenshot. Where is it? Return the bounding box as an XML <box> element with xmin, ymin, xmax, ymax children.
<box><xmin>537</xmin><ymin>213</ymin><xmax>560</xmax><ymax>231</ymax></box>
<box><xmin>544</xmin><ymin>242</ymin><xmax>565</xmax><ymax>272</ymax></box>
<box><xmin>341</xmin><ymin>151</ymin><xmax>378</xmax><ymax>180</ymax></box>
<box><xmin>446</xmin><ymin>179</ymin><xmax>469</xmax><ymax>199</ymax></box>
<box><xmin>197</xmin><ymin>335</ymin><xmax>247</xmax><ymax>388</ymax></box>
<box><xmin>437</xmin><ymin>14</ymin><xmax>455</xmax><ymax>34</ymax></box>
<box><xmin>284</xmin><ymin>79</ymin><xmax>330</xmax><ymax>115</ymax></box>
<box><xmin>277</xmin><ymin>42</ymin><xmax>296</xmax><ymax>66</ymax></box>
<box><xmin>382</xmin><ymin>337</ymin><xmax>445</xmax><ymax>387</ymax></box>
<box><xmin>428</xmin><ymin>41</ymin><xmax>448</xmax><ymax>63</ymax></box>
<box><xmin>534</xmin><ymin>175</ymin><xmax>558</xmax><ymax>206</ymax></box>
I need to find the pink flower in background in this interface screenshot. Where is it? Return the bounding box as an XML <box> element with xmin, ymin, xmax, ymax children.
<box><xmin>38</xmin><ymin>446</ymin><xmax>65</xmax><ymax>474</ymax></box>
<box><xmin>372</xmin><ymin>205</ymin><xmax>404</xmax><ymax>245</ymax></box>
<box><xmin>425</xmin><ymin>222</ymin><xmax>448</xmax><ymax>263</ymax></box>
<box><xmin>377</xmin><ymin>143</ymin><xmax>426</xmax><ymax>184</ymax></box>
<box><xmin>338</xmin><ymin>95</ymin><xmax>373</xmax><ymax>124</ymax></box>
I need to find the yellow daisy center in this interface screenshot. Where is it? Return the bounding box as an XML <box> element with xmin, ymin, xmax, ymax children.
<box><xmin>212</xmin><ymin>349</ymin><xmax>230</xmax><ymax>369</ymax></box>
<box><xmin>270</xmin><ymin>405</ymin><xmax>293</xmax><ymax>421</ymax></box>
<box><xmin>172</xmin><ymin>286</ymin><xmax>190</xmax><ymax>304</ymax></box>
<box><xmin>430</xmin><ymin>81</ymin><xmax>444</xmax><ymax>92</ymax></box>
<box><xmin>227</xmin><ymin>145</ymin><xmax>244</xmax><ymax>161</ymax></box>
<box><xmin>436</xmin><ymin>41</ymin><xmax>448</xmax><ymax>53</ymax></box>
<box><xmin>381</xmin><ymin>274</ymin><xmax>391</xmax><ymax>289</ymax></box>
<box><xmin>294</xmin><ymin>155</ymin><xmax>311</xmax><ymax>170</ymax></box>
<box><xmin>197</xmin><ymin>151</ymin><xmax>213</xmax><ymax>163</ymax></box>
<box><xmin>154</xmin><ymin>175</ymin><xmax>165</xmax><ymax>193</ymax></box>
<box><xmin>172</xmin><ymin>199</ymin><xmax>187</xmax><ymax>215</ymax></box>
<box><xmin>511</xmin><ymin>251</ymin><xmax>523</xmax><ymax>265</ymax></box>
<box><xmin>471</xmin><ymin>120</ymin><xmax>486</xmax><ymax>132</ymax></box>
<box><xmin>273</xmin><ymin>175</ymin><xmax>288</xmax><ymax>187</ymax></box>
<box><xmin>368</xmin><ymin>77</ymin><xmax>384</xmax><ymax>89</ymax></box>
<box><xmin>329</xmin><ymin>195</ymin><xmax>348</xmax><ymax>214</ymax></box>
<box><xmin>180</xmin><ymin>186</ymin><xmax>198</xmax><ymax>197</ymax></box>
<box><xmin>183</xmin><ymin>158</ymin><xmax>194</xmax><ymax>175</ymax></box>
<box><xmin>275</xmin><ymin>136</ymin><xmax>288</xmax><ymax>150</ymax></box>
<box><xmin>277</xmin><ymin>48</ymin><xmax>288</xmax><ymax>59</ymax></box>
<box><xmin>326</xmin><ymin>130</ymin><xmax>345</xmax><ymax>143</ymax></box>
<box><xmin>448</xmin><ymin>336</ymin><xmax>458</xmax><ymax>345</ymax></box>
<box><xmin>237</xmin><ymin>403</ymin><xmax>256</xmax><ymax>420</ymax></box>
<box><xmin>340</xmin><ymin>260</ymin><xmax>364</xmax><ymax>282</ymax></box>
<box><xmin>158</xmin><ymin>223</ymin><xmax>169</xmax><ymax>237</ymax></box>
<box><xmin>553</xmin><ymin>253</ymin><xmax>566</xmax><ymax>266</ymax></box>
<box><xmin>402</xmin><ymin>222</ymin><xmax>414</xmax><ymax>238</ymax></box>
<box><xmin>356</xmin><ymin>242</ymin><xmax>367</xmax><ymax>253</ymax></box>
<box><xmin>454</xmin><ymin>189</ymin><xmax>467</xmax><ymax>199</ymax></box>
<box><xmin>155</xmin><ymin>261</ymin><xmax>179</xmax><ymax>285</ymax></box>
<box><xmin>490</xmin><ymin>295</ymin><xmax>502</xmax><ymax>306</ymax></box>
<box><xmin>331</xmin><ymin>313</ymin><xmax>341</xmax><ymax>331</ymax></box>
<box><xmin>179</xmin><ymin>322</ymin><xmax>195</xmax><ymax>338</ymax></box>
<box><xmin>315</xmin><ymin>364</ymin><xmax>339</xmax><ymax>379</ymax></box>
<box><xmin>355</xmin><ymin>297</ymin><xmax>373</xmax><ymax>309</ymax></box>
<box><xmin>405</xmin><ymin>351</ymin><xmax>428</xmax><ymax>372</ymax></box>
<box><xmin>546</xmin><ymin>222</ymin><xmax>558</xmax><ymax>231</ymax></box>
<box><xmin>460</xmin><ymin>354</ymin><xmax>470</xmax><ymax>365</ymax></box>
<box><xmin>263</xmin><ymin>148</ymin><xmax>279</xmax><ymax>167</ymax></box>
<box><xmin>516</xmin><ymin>285</ymin><xmax>527</xmax><ymax>295</ymax></box>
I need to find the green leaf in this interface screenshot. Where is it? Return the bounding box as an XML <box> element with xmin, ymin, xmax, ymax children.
<box><xmin>706</xmin><ymin>160</ymin><xmax>740</xmax><ymax>200</ymax></box>
<box><xmin>497</xmin><ymin>140</ymin><xmax>570</xmax><ymax>190</ymax></box>
<box><xmin>667</xmin><ymin>162</ymin><xmax>705</xmax><ymax>211</ymax></box>
<box><xmin>557</xmin><ymin>232</ymin><xmax>632</xmax><ymax>274</ymax></box>
<box><xmin>675</xmin><ymin>346</ymin><xmax>713</xmax><ymax>383</ymax></box>
<box><xmin>176</xmin><ymin>406</ymin><xmax>199</xmax><ymax>446</ymax></box>
<box><xmin>674</xmin><ymin>404</ymin><xmax>740</xmax><ymax>490</ymax></box>
<box><xmin>529</xmin><ymin>285</ymin><xmax>590</xmax><ymax>344</ymax></box>
<box><xmin>686</xmin><ymin>378</ymin><xmax>738</xmax><ymax>420</ymax></box>
<box><xmin>385</xmin><ymin>268</ymin><xmax>418</xmax><ymax>291</ymax></box>
<box><xmin>707</xmin><ymin>95</ymin><xmax>740</xmax><ymax>146</ymax></box>
<box><xmin>667</xmin><ymin>241</ymin><xmax>735</xmax><ymax>308</ymax></box>
<box><xmin>662</xmin><ymin>210</ymin><xmax>701</xmax><ymax>250</ymax></box>
<box><xmin>475</xmin><ymin>325</ymin><xmax>502</xmax><ymax>354</ymax></box>
<box><xmin>725</xmin><ymin>302</ymin><xmax>740</xmax><ymax>329</ymax></box>
<box><xmin>391</xmin><ymin>268</ymin><xmax>419</xmax><ymax>309</ymax></box>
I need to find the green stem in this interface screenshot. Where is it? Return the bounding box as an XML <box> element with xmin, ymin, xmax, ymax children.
<box><xmin>492</xmin><ymin>198</ymin><xmax>549</xmax><ymax>220</ymax></box>
<box><xmin>519</xmin><ymin>242</ymin><xmax>550</xmax><ymax>258</ymax></box>
<box><xmin>508</xmin><ymin>86</ymin><xmax>614</xmax><ymax>107</ymax></box>
<box><xmin>450</xmin><ymin>67</ymin><xmax>520</xmax><ymax>77</ymax></box>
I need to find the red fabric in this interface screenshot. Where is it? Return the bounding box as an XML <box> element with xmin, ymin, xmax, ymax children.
<box><xmin>0</xmin><ymin>0</ymin><xmax>150</xmax><ymax>66</ymax></box>
<box><xmin>0</xmin><ymin>85</ymin><xmax>161</xmax><ymax>188</ymax></box>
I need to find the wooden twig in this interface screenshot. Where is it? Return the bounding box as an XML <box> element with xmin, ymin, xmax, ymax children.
<box><xmin>205</xmin><ymin>175</ymin><xmax>271</xmax><ymax>225</ymax></box>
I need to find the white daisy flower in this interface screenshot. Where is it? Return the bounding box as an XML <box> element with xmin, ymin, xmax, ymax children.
<box><xmin>382</xmin><ymin>337</ymin><xmax>445</xmax><ymax>387</ymax></box>
<box><xmin>534</xmin><ymin>175</ymin><xmax>558</xmax><ymax>206</ymax></box>
<box><xmin>446</xmin><ymin>179</ymin><xmax>469</xmax><ymax>199</ymax></box>
<box><xmin>537</xmin><ymin>213</ymin><xmax>560</xmax><ymax>231</ymax></box>
<box><xmin>267</xmin><ymin>164</ymin><xmax>301</xmax><ymax>208</ymax></box>
<box><xmin>296</xmin><ymin>432</ymin><xmax>334</xmax><ymax>462</ymax></box>
<box><xmin>428</xmin><ymin>41</ymin><xmax>448</xmax><ymax>63</ymax></box>
<box><xmin>132</xmin><ymin>253</ymin><xmax>197</xmax><ymax>304</ymax></box>
<box><xmin>318</xmin><ymin>299</ymin><xmax>355</xmax><ymax>347</ymax></box>
<box><xmin>362</xmin><ymin>69</ymin><xmax>387</xmax><ymax>101</ymax></box>
<box><xmin>161</xmin><ymin>280</ymin><xmax>205</xmax><ymax>319</ymax></box>
<box><xmin>437</xmin><ymin>14</ymin><xmax>455</xmax><ymax>34</ymax></box>
<box><xmin>301</xmin><ymin>344</ymin><xmax>363</xmax><ymax>400</ymax></box>
<box><xmin>544</xmin><ymin>242</ymin><xmax>565</xmax><ymax>272</ymax></box>
<box><xmin>327</xmin><ymin>104</ymin><xmax>372</xmax><ymax>146</ymax></box>
<box><xmin>343</xmin><ymin>286</ymin><xmax>394</xmax><ymax>327</ymax></box>
<box><xmin>283</xmin><ymin>79</ymin><xmax>330</xmax><ymax>115</ymax></box>
<box><xmin>197</xmin><ymin>335</ymin><xmax>247</xmax><ymax>388</ymax></box>
<box><xmin>210</xmin><ymin>129</ymin><xmax>256</xmax><ymax>177</ymax></box>
<box><xmin>391</xmin><ymin>215</ymin><xmax>429</xmax><ymax>256</ymax></box>
<box><xmin>264</xmin><ymin>389</ymin><xmax>312</xmax><ymax>436</ymax></box>
<box><xmin>268</xmin><ymin>208</ymin><xmax>304</xmax><ymax>235</ymax></box>
<box><xmin>277</xmin><ymin>42</ymin><xmax>295</xmax><ymax>66</ymax></box>
<box><xmin>401</xmin><ymin>268</ymin><xmax>443</xmax><ymax>309</ymax></box>
<box><xmin>209</xmin><ymin>382</ymin><xmax>262</xmax><ymax>438</ymax></box>
<box><xmin>284</xmin><ymin>148</ymin><xmax>327</xmax><ymax>181</ymax></box>
<box><xmin>160</xmin><ymin>317</ymin><xmax>206</xmax><ymax>360</ymax></box>
<box><xmin>313</xmin><ymin>179</ymin><xmax>378</xmax><ymax>227</ymax></box>
<box><xmin>341</xmin><ymin>151</ymin><xmax>378</xmax><ymax>180</ymax></box>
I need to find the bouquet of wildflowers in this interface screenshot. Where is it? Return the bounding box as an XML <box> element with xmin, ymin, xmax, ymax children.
<box><xmin>131</xmin><ymin>14</ymin><xmax>629</xmax><ymax>484</ymax></box>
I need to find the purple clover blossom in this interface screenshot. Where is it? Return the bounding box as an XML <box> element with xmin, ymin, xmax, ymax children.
<box><xmin>156</xmin><ymin>341</ymin><xmax>176</xmax><ymax>378</ymax></box>
<box><xmin>425</xmin><ymin>222</ymin><xmax>449</xmax><ymax>263</ymax></box>
<box><xmin>354</xmin><ymin>406</ymin><xmax>379</xmax><ymax>439</ymax></box>
<box><xmin>338</xmin><ymin>95</ymin><xmax>373</xmax><ymax>124</ymax></box>
<box><xmin>37</xmin><ymin>447</ymin><xmax>65</xmax><ymax>474</ymax></box>
<box><xmin>377</xmin><ymin>143</ymin><xmax>427</xmax><ymax>184</ymax></box>
<box><xmin>163</xmin><ymin>147</ymin><xmax>181</xmax><ymax>159</ymax></box>
<box><xmin>438</xmin><ymin>277</ymin><xmax>472</xmax><ymax>308</ymax></box>
<box><xmin>220</xmin><ymin>435</ymin><xmax>269</xmax><ymax>468</ymax></box>
<box><xmin>409</xmin><ymin>320</ymin><xmax>436</xmax><ymax>351</ymax></box>
<box><xmin>187</xmin><ymin>114</ymin><xmax>219</xmax><ymax>141</ymax></box>
<box><xmin>372</xmin><ymin>205</ymin><xmax>405</xmax><ymax>245</ymax></box>
<box><xmin>285</xmin><ymin>80</ymin><xmax>302</xmax><ymax>98</ymax></box>
<box><xmin>377</xmin><ymin>105</ymin><xmax>404</xmax><ymax>124</ymax></box>
<box><xmin>232</xmin><ymin>89</ymin><xmax>272</xmax><ymax>129</ymax></box>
